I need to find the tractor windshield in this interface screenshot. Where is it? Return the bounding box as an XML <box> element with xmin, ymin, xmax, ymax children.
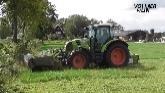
<box><xmin>96</xmin><ymin>26</ymin><xmax>111</xmax><ymax>44</ymax></box>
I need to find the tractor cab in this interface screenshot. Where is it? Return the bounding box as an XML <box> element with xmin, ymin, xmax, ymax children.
<box><xmin>88</xmin><ymin>24</ymin><xmax>114</xmax><ymax>45</ymax></box>
<box><xmin>87</xmin><ymin>24</ymin><xmax>115</xmax><ymax>54</ymax></box>
<box><xmin>86</xmin><ymin>24</ymin><xmax>116</xmax><ymax>64</ymax></box>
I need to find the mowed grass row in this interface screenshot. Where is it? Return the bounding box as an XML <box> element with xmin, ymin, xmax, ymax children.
<box><xmin>14</xmin><ymin>42</ymin><xmax>165</xmax><ymax>93</ymax></box>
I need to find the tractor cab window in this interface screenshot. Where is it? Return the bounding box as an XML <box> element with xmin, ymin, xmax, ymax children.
<box><xmin>96</xmin><ymin>26</ymin><xmax>110</xmax><ymax>44</ymax></box>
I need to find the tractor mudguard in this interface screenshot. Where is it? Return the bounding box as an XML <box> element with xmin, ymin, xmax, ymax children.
<box><xmin>101</xmin><ymin>39</ymin><xmax>128</xmax><ymax>52</ymax></box>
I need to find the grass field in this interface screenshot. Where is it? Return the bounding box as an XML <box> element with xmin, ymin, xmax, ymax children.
<box><xmin>13</xmin><ymin>42</ymin><xmax>165</xmax><ymax>93</ymax></box>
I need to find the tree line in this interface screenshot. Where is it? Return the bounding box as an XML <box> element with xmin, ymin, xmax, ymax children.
<box><xmin>0</xmin><ymin>0</ymin><xmax>124</xmax><ymax>41</ymax></box>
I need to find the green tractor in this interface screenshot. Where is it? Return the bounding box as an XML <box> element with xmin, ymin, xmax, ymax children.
<box><xmin>58</xmin><ymin>24</ymin><xmax>138</xmax><ymax>69</ymax></box>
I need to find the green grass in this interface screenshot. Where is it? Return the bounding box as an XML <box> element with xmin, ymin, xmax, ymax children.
<box><xmin>13</xmin><ymin>42</ymin><xmax>165</xmax><ymax>93</ymax></box>
<box><xmin>129</xmin><ymin>42</ymin><xmax>165</xmax><ymax>59</ymax></box>
<box><xmin>41</xmin><ymin>40</ymin><xmax>65</xmax><ymax>50</ymax></box>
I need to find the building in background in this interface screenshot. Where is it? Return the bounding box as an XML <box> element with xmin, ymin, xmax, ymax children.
<box><xmin>48</xmin><ymin>25</ymin><xmax>65</xmax><ymax>40</ymax></box>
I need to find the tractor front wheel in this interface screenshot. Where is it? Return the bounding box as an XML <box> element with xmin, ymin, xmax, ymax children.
<box><xmin>106</xmin><ymin>43</ymin><xmax>129</xmax><ymax>67</ymax></box>
<box><xmin>68</xmin><ymin>51</ymin><xmax>88</xmax><ymax>69</ymax></box>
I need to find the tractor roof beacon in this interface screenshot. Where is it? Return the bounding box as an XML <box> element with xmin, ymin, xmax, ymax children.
<box><xmin>59</xmin><ymin>24</ymin><xmax>138</xmax><ymax>69</ymax></box>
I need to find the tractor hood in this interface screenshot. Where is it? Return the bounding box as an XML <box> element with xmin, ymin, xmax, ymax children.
<box><xmin>64</xmin><ymin>38</ymin><xmax>89</xmax><ymax>53</ymax></box>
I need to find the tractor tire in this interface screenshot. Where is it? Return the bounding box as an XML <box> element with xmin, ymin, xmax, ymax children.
<box><xmin>106</xmin><ymin>43</ymin><xmax>129</xmax><ymax>67</ymax></box>
<box><xmin>68</xmin><ymin>51</ymin><xmax>88</xmax><ymax>69</ymax></box>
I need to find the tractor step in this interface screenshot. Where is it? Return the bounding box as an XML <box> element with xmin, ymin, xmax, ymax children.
<box><xmin>94</xmin><ymin>52</ymin><xmax>103</xmax><ymax>64</ymax></box>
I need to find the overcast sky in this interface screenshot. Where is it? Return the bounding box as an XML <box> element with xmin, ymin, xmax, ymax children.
<box><xmin>49</xmin><ymin>0</ymin><xmax>165</xmax><ymax>32</ymax></box>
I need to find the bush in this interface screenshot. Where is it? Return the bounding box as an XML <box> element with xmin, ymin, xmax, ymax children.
<box><xmin>0</xmin><ymin>39</ymin><xmax>43</xmax><ymax>92</ymax></box>
<box><xmin>0</xmin><ymin>40</ymin><xmax>19</xmax><ymax>92</ymax></box>
<box><xmin>15</xmin><ymin>39</ymin><xmax>42</xmax><ymax>63</ymax></box>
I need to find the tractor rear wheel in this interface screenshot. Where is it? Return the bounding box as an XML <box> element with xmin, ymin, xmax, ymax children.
<box><xmin>69</xmin><ymin>51</ymin><xmax>88</xmax><ymax>69</ymax></box>
<box><xmin>106</xmin><ymin>43</ymin><xmax>129</xmax><ymax>67</ymax></box>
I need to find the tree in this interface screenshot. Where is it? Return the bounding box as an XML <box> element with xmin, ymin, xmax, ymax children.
<box><xmin>106</xmin><ymin>19</ymin><xmax>124</xmax><ymax>31</ymax></box>
<box><xmin>0</xmin><ymin>0</ymin><xmax>49</xmax><ymax>42</ymax></box>
<box><xmin>64</xmin><ymin>15</ymin><xmax>90</xmax><ymax>38</ymax></box>
<box><xmin>0</xmin><ymin>17</ymin><xmax>12</xmax><ymax>39</ymax></box>
<box><xmin>90</xmin><ymin>18</ymin><xmax>103</xmax><ymax>25</ymax></box>
<box><xmin>35</xmin><ymin>2</ymin><xmax>58</xmax><ymax>40</ymax></box>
